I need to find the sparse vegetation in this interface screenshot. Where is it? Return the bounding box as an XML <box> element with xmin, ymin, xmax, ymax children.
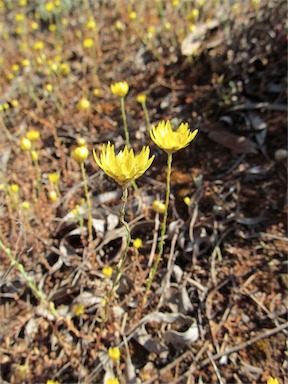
<box><xmin>0</xmin><ymin>1</ymin><xmax>287</xmax><ymax>383</ymax></box>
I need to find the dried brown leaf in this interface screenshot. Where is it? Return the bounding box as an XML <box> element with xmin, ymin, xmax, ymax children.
<box><xmin>208</xmin><ymin>129</ymin><xmax>258</xmax><ymax>154</ymax></box>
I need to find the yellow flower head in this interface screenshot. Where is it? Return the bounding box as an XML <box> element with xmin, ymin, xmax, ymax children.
<box><xmin>102</xmin><ymin>266</ymin><xmax>113</xmax><ymax>278</ymax></box>
<box><xmin>45</xmin><ymin>2</ymin><xmax>55</xmax><ymax>12</ymax></box>
<box><xmin>21</xmin><ymin>58</ymin><xmax>30</xmax><ymax>67</ymax></box>
<box><xmin>93</xmin><ymin>142</ymin><xmax>154</xmax><ymax>186</ymax></box>
<box><xmin>114</xmin><ymin>20</ymin><xmax>125</xmax><ymax>31</ymax></box>
<box><xmin>48</xmin><ymin>190</ymin><xmax>58</xmax><ymax>201</ymax></box>
<box><xmin>129</xmin><ymin>11</ymin><xmax>137</xmax><ymax>20</ymax></box>
<box><xmin>12</xmin><ymin>64</ymin><xmax>20</xmax><ymax>72</ymax></box>
<box><xmin>22</xmin><ymin>201</ymin><xmax>30</xmax><ymax>209</ymax></box>
<box><xmin>164</xmin><ymin>22</ymin><xmax>171</xmax><ymax>31</ymax></box>
<box><xmin>72</xmin><ymin>146</ymin><xmax>89</xmax><ymax>163</ymax></box>
<box><xmin>20</xmin><ymin>137</ymin><xmax>32</xmax><ymax>151</ymax></box>
<box><xmin>183</xmin><ymin>196</ymin><xmax>191</xmax><ymax>206</ymax></box>
<box><xmin>45</xmin><ymin>83</ymin><xmax>53</xmax><ymax>93</ymax></box>
<box><xmin>137</xmin><ymin>94</ymin><xmax>147</xmax><ymax>104</ymax></box>
<box><xmin>108</xmin><ymin>347</ymin><xmax>120</xmax><ymax>362</ymax></box>
<box><xmin>60</xmin><ymin>63</ymin><xmax>70</xmax><ymax>75</ymax></box>
<box><xmin>77</xmin><ymin>97</ymin><xmax>90</xmax><ymax>110</ymax></box>
<box><xmin>86</xmin><ymin>18</ymin><xmax>97</xmax><ymax>30</ymax></box>
<box><xmin>48</xmin><ymin>172</ymin><xmax>60</xmax><ymax>184</ymax></box>
<box><xmin>26</xmin><ymin>130</ymin><xmax>40</xmax><ymax>141</ymax></box>
<box><xmin>188</xmin><ymin>9</ymin><xmax>199</xmax><ymax>21</ymax></box>
<box><xmin>106</xmin><ymin>379</ymin><xmax>119</xmax><ymax>384</ymax></box>
<box><xmin>252</xmin><ymin>0</ymin><xmax>260</xmax><ymax>7</ymax></box>
<box><xmin>46</xmin><ymin>380</ymin><xmax>60</xmax><ymax>384</ymax></box>
<box><xmin>31</xmin><ymin>150</ymin><xmax>39</xmax><ymax>161</ymax></box>
<box><xmin>49</xmin><ymin>24</ymin><xmax>57</xmax><ymax>32</ymax></box>
<box><xmin>77</xmin><ymin>137</ymin><xmax>86</xmax><ymax>146</ymax></box>
<box><xmin>110</xmin><ymin>81</ymin><xmax>129</xmax><ymax>98</ymax></box>
<box><xmin>15</xmin><ymin>13</ymin><xmax>25</xmax><ymax>22</ymax></box>
<box><xmin>147</xmin><ymin>25</ymin><xmax>156</xmax><ymax>39</ymax></box>
<box><xmin>150</xmin><ymin>120</ymin><xmax>198</xmax><ymax>154</ymax></box>
<box><xmin>93</xmin><ymin>88</ymin><xmax>100</xmax><ymax>96</ymax></box>
<box><xmin>31</xmin><ymin>21</ymin><xmax>39</xmax><ymax>30</ymax></box>
<box><xmin>9</xmin><ymin>184</ymin><xmax>19</xmax><ymax>194</ymax></box>
<box><xmin>83</xmin><ymin>38</ymin><xmax>94</xmax><ymax>48</ymax></box>
<box><xmin>152</xmin><ymin>200</ymin><xmax>165</xmax><ymax>213</ymax></box>
<box><xmin>133</xmin><ymin>238</ymin><xmax>143</xmax><ymax>249</ymax></box>
<box><xmin>33</xmin><ymin>41</ymin><xmax>44</xmax><ymax>51</ymax></box>
<box><xmin>22</xmin><ymin>200</ymin><xmax>30</xmax><ymax>210</ymax></box>
<box><xmin>267</xmin><ymin>377</ymin><xmax>279</xmax><ymax>384</ymax></box>
<box><xmin>72</xmin><ymin>303</ymin><xmax>85</xmax><ymax>316</ymax></box>
<box><xmin>71</xmin><ymin>204</ymin><xmax>80</xmax><ymax>216</ymax></box>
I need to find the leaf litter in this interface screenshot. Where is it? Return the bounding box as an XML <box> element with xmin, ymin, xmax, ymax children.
<box><xmin>0</xmin><ymin>1</ymin><xmax>287</xmax><ymax>383</ymax></box>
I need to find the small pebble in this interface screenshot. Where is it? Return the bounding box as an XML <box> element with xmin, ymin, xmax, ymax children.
<box><xmin>274</xmin><ymin>149</ymin><xmax>287</xmax><ymax>162</ymax></box>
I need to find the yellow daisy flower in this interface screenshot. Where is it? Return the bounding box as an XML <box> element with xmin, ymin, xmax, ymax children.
<box><xmin>93</xmin><ymin>142</ymin><xmax>154</xmax><ymax>186</ymax></box>
<box><xmin>150</xmin><ymin>120</ymin><xmax>198</xmax><ymax>154</ymax></box>
<box><xmin>110</xmin><ymin>81</ymin><xmax>129</xmax><ymax>98</ymax></box>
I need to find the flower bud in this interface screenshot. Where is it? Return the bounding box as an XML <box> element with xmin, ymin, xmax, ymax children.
<box><xmin>20</xmin><ymin>137</ymin><xmax>32</xmax><ymax>151</ymax></box>
<box><xmin>72</xmin><ymin>146</ymin><xmax>89</xmax><ymax>163</ymax></box>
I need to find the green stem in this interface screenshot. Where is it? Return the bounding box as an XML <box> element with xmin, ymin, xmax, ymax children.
<box><xmin>33</xmin><ymin>157</ymin><xmax>41</xmax><ymax>198</ymax></box>
<box><xmin>119</xmin><ymin>98</ymin><xmax>138</xmax><ymax>192</ymax></box>
<box><xmin>120</xmin><ymin>97</ymin><xmax>130</xmax><ymax>147</ymax></box>
<box><xmin>103</xmin><ymin>185</ymin><xmax>130</xmax><ymax>320</ymax></box>
<box><xmin>116</xmin><ymin>186</ymin><xmax>130</xmax><ymax>282</ymax></box>
<box><xmin>156</xmin><ymin>0</ymin><xmax>165</xmax><ymax>19</ymax></box>
<box><xmin>145</xmin><ymin>152</ymin><xmax>172</xmax><ymax>296</ymax></box>
<box><xmin>142</xmin><ymin>101</ymin><xmax>151</xmax><ymax>132</ymax></box>
<box><xmin>0</xmin><ymin>241</ymin><xmax>46</xmax><ymax>302</ymax></box>
<box><xmin>0</xmin><ymin>240</ymin><xmax>57</xmax><ymax>317</ymax></box>
<box><xmin>81</xmin><ymin>162</ymin><xmax>93</xmax><ymax>248</ymax></box>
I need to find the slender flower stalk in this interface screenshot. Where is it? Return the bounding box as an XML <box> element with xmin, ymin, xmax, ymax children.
<box><xmin>72</xmin><ymin>142</ymin><xmax>93</xmax><ymax>249</ymax></box>
<box><xmin>20</xmin><ymin>133</ymin><xmax>41</xmax><ymax>198</ymax></box>
<box><xmin>93</xmin><ymin>142</ymin><xmax>154</xmax><ymax>320</ymax></box>
<box><xmin>0</xmin><ymin>240</ymin><xmax>57</xmax><ymax>317</ymax></box>
<box><xmin>110</xmin><ymin>82</ymin><xmax>140</xmax><ymax>191</ymax></box>
<box><xmin>48</xmin><ymin>172</ymin><xmax>60</xmax><ymax>197</ymax></box>
<box><xmin>27</xmin><ymin>131</ymin><xmax>41</xmax><ymax>196</ymax></box>
<box><xmin>145</xmin><ymin>152</ymin><xmax>172</xmax><ymax>296</ymax></box>
<box><xmin>120</xmin><ymin>96</ymin><xmax>129</xmax><ymax>147</ymax></box>
<box><xmin>111</xmin><ymin>81</ymin><xmax>130</xmax><ymax>147</ymax></box>
<box><xmin>31</xmin><ymin>150</ymin><xmax>41</xmax><ymax>197</ymax></box>
<box><xmin>137</xmin><ymin>94</ymin><xmax>151</xmax><ymax>131</ymax></box>
<box><xmin>143</xmin><ymin>120</ymin><xmax>198</xmax><ymax>304</ymax></box>
<box><xmin>80</xmin><ymin>162</ymin><xmax>93</xmax><ymax>246</ymax></box>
